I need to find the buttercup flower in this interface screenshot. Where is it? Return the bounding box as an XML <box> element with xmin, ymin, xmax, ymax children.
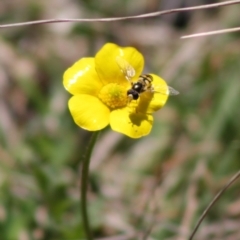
<box><xmin>63</xmin><ymin>43</ymin><xmax>175</xmax><ymax>138</ymax></box>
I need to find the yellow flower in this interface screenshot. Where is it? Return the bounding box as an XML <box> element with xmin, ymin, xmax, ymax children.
<box><xmin>63</xmin><ymin>43</ymin><xmax>171</xmax><ymax>138</ymax></box>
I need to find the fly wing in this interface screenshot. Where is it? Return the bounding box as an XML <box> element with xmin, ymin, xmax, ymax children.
<box><xmin>153</xmin><ymin>84</ymin><xmax>179</xmax><ymax>96</ymax></box>
<box><xmin>167</xmin><ymin>86</ymin><xmax>179</xmax><ymax>96</ymax></box>
<box><xmin>116</xmin><ymin>56</ymin><xmax>135</xmax><ymax>81</ymax></box>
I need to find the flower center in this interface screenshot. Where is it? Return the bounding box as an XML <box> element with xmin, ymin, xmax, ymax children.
<box><xmin>98</xmin><ymin>83</ymin><xmax>128</xmax><ymax>109</ymax></box>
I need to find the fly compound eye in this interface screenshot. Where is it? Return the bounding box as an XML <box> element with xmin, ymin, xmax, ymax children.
<box><xmin>133</xmin><ymin>82</ymin><xmax>143</xmax><ymax>92</ymax></box>
<box><xmin>127</xmin><ymin>89</ymin><xmax>139</xmax><ymax>100</ymax></box>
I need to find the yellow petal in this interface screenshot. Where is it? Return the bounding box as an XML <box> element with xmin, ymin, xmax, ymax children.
<box><xmin>136</xmin><ymin>74</ymin><xmax>169</xmax><ymax>114</ymax></box>
<box><xmin>110</xmin><ymin>108</ymin><xmax>153</xmax><ymax>138</ymax></box>
<box><xmin>68</xmin><ymin>95</ymin><xmax>110</xmax><ymax>131</ymax></box>
<box><xmin>95</xmin><ymin>43</ymin><xmax>144</xmax><ymax>85</ymax></box>
<box><xmin>63</xmin><ymin>58</ymin><xmax>103</xmax><ymax>96</ymax></box>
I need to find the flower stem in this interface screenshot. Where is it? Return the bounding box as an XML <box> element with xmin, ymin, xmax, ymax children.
<box><xmin>81</xmin><ymin>131</ymin><xmax>100</xmax><ymax>240</ymax></box>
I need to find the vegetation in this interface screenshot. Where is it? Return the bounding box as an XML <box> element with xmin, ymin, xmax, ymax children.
<box><xmin>0</xmin><ymin>1</ymin><xmax>240</xmax><ymax>239</ymax></box>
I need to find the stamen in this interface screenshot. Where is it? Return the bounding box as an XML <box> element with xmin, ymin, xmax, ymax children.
<box><xmin>98</xmin><ymin>83</ymin><xmax>128</xmax><ymax>109</ymax></box>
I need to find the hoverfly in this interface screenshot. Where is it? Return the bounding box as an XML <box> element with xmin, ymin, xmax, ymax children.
<box><xmin>116</xmin><ymin>56</ymin><xmax>179</xmax><ymax>101</ymax></box>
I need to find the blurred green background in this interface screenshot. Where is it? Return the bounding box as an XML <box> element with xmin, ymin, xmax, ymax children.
<box><xmin>0</xmin><ymin>0</ymin><xmax>240</xmax><ymax>240</ymax></box>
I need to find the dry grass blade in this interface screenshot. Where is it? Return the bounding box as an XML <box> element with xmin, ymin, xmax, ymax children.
<box><xmin>181</xmin><ymin>26</ymin><xmax>240</xmax><ymax>39</ymax></box>
<box><xmin>0</xmin><ymin>0</ymin><xmax>240</xmax><ymax>28</ymax></box>
<box><xmin>189</xmin><ymin>170</ymin><xmax>240</xmax><ymax>240</ymax></box>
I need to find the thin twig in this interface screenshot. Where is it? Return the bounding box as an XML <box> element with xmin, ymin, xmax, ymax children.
<box><xmin>181</xmin><ymin>26</ymin><xmax>240</xmax><ymax>39</ymax></box>
<box><xmin>0</xmin><ymin>0</ymin><xmax>240</xmax><ymax>28</ymax></box>
<box><xmin>189</xmin><ymin>169</ymin><xmax>240</xmax><ymax>240</ymax></box>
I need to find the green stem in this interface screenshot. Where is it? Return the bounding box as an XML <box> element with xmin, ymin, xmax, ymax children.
<box><xmin>81</xmin><ymin>131</ymin><xmax>100</xmax><ymax>240</ymax></box>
